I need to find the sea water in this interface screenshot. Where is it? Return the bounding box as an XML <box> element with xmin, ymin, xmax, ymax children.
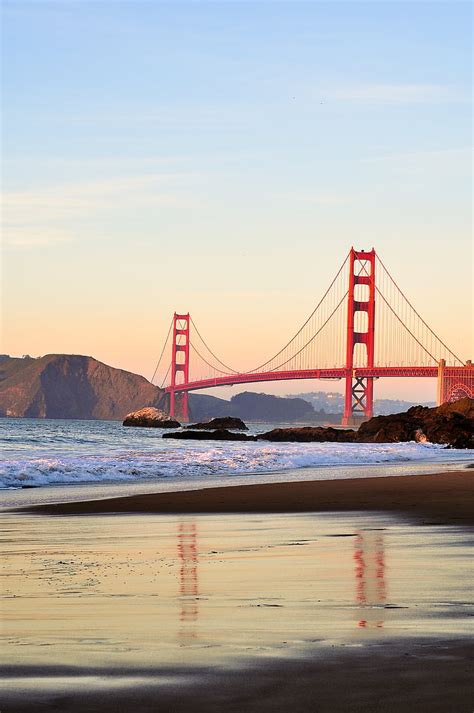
<box><xmin>0</xmin><ymin>418</ymin><xmax>472</xmax><ymax>503</ymax></box>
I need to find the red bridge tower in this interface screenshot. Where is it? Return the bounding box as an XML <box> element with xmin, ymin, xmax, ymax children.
<box><xmin>343</xmin><ymin>248</ymin><xmax>376</xmax><ymax>425</ymax></box>
<box><xmin>170</xmin><ymin>313</ymin><xmax>190</xmax><ymax>421</ymax></box>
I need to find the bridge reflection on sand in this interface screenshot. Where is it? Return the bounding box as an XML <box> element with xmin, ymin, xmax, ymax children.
<box><xmin>354</xmin><ymin>530</ymin><xmax>387</xmax><ymax>629</ymax></box>
<box><xmin>4</xmin><ymin>512</ymin><xmax>472</xmax><ymax>675</ymax></box>
<box><xmin>177</xmin><ymin>521</ymin><xmax>199</xmax><ymax>642</ymax></box>
<box><xmin>175</xmin><ymin>519</ymin><xmax>389</xmax><ymax>639</ymax></box>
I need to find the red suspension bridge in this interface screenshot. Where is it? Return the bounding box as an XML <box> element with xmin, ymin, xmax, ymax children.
<box><xmin>151</xmin><ymin>248</ymin><xmax>473</xmax><ymax>423</ymax></box>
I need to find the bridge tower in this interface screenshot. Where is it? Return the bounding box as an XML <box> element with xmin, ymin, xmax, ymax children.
<box><xmin>343</xmin><ymin>248</ymin><xmax>376</xmax><ymax>425</ymax></box>
<box><xmin>169</xmin><ymin>313</ymin><xmax>190</xmax><ymax>421</ymax></box>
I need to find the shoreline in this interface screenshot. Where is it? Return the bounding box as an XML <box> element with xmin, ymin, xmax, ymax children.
<box><xmin>20</xmin><ymin>470</ymin><xmax>474</xmax><ymax>524</ymax></box>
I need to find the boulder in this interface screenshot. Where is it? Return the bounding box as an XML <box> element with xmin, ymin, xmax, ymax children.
<box><xmin>256</xmin><ymin>426</ymin><xmax>356</xmax><ymax>443</ymax></box>
<box><xmin>186</xmin><ymin>416</ymin><xmax>248</xmax><ymax>431</ymax></box>
<box><xmin>356</xmin><ymin>411</ymin><xmax>423</xmax><ymax>444</ymax></box>
<box><xmin>436</xmin><ymin>397</ymin><xmax>474</xmax><ymax>420</ymax></box>
<box><xmin>123</xmin><ymin>407</ymin><xmax>180</xmax><ymax>428</ymax></box>
<box><xmin>163</xmin><ymin>429</ymin><xmax>254</xmax><ymax>441</ymax></box>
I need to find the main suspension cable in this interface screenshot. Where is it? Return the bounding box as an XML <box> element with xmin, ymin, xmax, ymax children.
<box><xmin>247</xmin><ymin>252</ymin><xmax>350</xmax><ymax>373</ymax></box>
<box><xmin>376</xmin><ymin>255</ymin><xmax>464</xmax><ymax>365</ymax></box>
<box><xmin>189</xmin><ymin>316</ymin><xmax>240</xmax><ymax>374</ymax></box>
<box><xmin>375</xmin><ymin>287</ymin><xmax>438</xmax><ymax>363</ymax></box>
<box><xmin>150</xmin><ymin>317</ymin><xmax>173</xmax><ymax>384</ymax></box>
<box><xmin>160</xmin><ymin>363</ymin><xmax>171</xmax><ymax>389</ymax></box>
<box><xmin>266</xmin><ymin>291</ymin><xmax>348</xmax><ymax>373</ymax></box>
<box><xmin>189</xmin><ymin>341</ymin><xmax>237</xmax><ymax>376</ymax></box>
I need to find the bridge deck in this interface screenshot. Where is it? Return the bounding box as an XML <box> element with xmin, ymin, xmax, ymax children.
<box><xmin>165</xmin><ymin>366</ymin><xmax>447</xmax><ymax>394</ymax></box>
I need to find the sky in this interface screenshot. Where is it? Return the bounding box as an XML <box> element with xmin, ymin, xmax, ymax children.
<box><xmin>1</xmin><ymin>0</ymin><xmax>472</xmax><ymax>402</ymax></box>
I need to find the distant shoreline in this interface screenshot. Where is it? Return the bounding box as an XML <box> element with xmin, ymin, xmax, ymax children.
<box><xmin>20</xmin><ymin>471</ymin><xmax>474</xmax><ymax>524</ymax></box>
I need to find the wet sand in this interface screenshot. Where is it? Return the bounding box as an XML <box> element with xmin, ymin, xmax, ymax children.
<box><xmin>4</xmin><ymin>471</ymin><xmax>474</xmax><ymax>711</ymax></box>
<box><xmin>2</xmin><ymin>507</ymin><xmax>473</xmax><ymax>712</ymax></box>
<box><xmin>2</xmin><ymin>637</ymin><xmax>474</xmax><ymax>713</ymax></box>
<box><xmin>23</xmin><ymin>471</ymin><xmax>474</xmax><ymax>524</ymax></box>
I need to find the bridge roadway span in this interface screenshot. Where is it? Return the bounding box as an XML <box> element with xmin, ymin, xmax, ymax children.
<box><xmin>165</xmin><ymin>366</ymin><xmax>441</xmax><ymax>394</ymax></box>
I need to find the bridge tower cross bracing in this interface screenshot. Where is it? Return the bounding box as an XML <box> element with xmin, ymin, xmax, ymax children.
<box><xmin>170</xmin><ymin>312</ymin><xmax>190</xmax><ymax>421</ymax></box>
<box><xmin>343</xmin><ymin>248</ymin><xmax>376</xmax><ymax>426</ymax></box>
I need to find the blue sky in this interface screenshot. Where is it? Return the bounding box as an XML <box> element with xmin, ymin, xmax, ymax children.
<box><xmin>2</xmin><ymin>1</ymin><xmax>472</xmax><ymax>400</ymax></box>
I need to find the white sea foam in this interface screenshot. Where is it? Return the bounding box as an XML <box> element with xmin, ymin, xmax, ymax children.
<box><xmin>0</xmin><ymin>439</ymin><xmax>471</xmax><ymax>489</ymax></box>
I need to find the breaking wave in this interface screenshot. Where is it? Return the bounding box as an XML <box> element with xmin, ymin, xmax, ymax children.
<box><xmin>1</xmin><ymin>438</ymin><xmax>471</xmax><ymax>489</ymax></box>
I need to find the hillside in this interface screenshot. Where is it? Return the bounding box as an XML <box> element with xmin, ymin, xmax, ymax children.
<box><xmin>189</xmin><ymin>391</ymin><xmax>317</xmax><ymax>422</ymax></box>
<box><xmin>0</xmin><ymin>355</ymin><xmax>320</xmax><ymax>422</ymax></box>
<box><xmin>291</xmin><ymin>391</ymin><xmax>436</xmax><ymax>416</ymax></box>
<box><xmin>0</xmin><ymin>355</ymin><xmax>166</xmax><ymax>420</ymax></box>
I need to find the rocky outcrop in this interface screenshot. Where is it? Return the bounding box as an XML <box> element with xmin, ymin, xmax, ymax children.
<box><xmin>123</xmin><ymin>407</ymin><xmax>180</xmax><ymax>428</ymax></box>
<box><xmin>256</xmin><ymin>426</ymin><xmax>356</xmax><ymax>443</ymax></box>
<box><xmin>163</xmin><ymin>429</ymin><xmax>254</xmax><ymax>441</ymax></box>
<box><xmin>436</xmin><ymin>397</ymin><xmax>474</xmax><ymax>420</ymax></box>
<box><xmin>163</xmin><ymin>426</ymin><xmax>354</xmax><ymax>443</ymax></box>
<box><xmin>357</xmin><ymin>399</ymin><xmax>474</xmax><ymax>449</ymax></box>
<box><xmin>0</xmin><ymin>354</ymin><xmax>168</xmax><ymax>420</ymax></box>
<box><xmin>259</xmin><ymin>399</ymin><xmax>474</xmax><ymax>448</ymax></box>
<box><xmin>186</xmin><ymin>416</ymin><xmax>248</xmax><ymax>431</ymax></box>
<box><xmin>163</xmin><ymin>399</ymin><xmax>474</xmax><ymax>448</ymax></box>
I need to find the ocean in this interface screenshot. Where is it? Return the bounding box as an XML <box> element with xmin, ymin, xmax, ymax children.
<box><xmin>1</xmin><ymin>418</ymin><xmax>472</xmax><ymax>503</ymax></box>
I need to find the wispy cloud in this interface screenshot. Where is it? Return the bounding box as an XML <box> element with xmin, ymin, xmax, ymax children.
<box><xmin>330</xmin><ymin>83</ymin><xmax>467</xmax><ymax>105</ymax></box>
<box><xmin>360</xmin><ymin>147</ymin><xmax>472</xmax><ymax>179</ymax></box>
<box><xmin>2</xmin><ymin>227</ymin><xmax>73</xmax><ymax>248</ymax></box>
<box><xmin>361</xmin><ymin>147</ymin><xmax>471</xmax><ymax>163</ymax></box>
<box><xmin>2</xmin><ymin>173</ymin><xmax>191</xmax><ymax>248</ymax></box>
<box><xmin>62</xmin><ymin>104</ymin><xmax>253</xmax><ymax>131</ymax></box>
<box><xmin>298</xmin><ymin>193</ymin><xmax>367</xmax><ymax>206</ymax></box>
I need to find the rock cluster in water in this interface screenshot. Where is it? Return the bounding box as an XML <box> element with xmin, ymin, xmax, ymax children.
<box><xmin>123</xmin><ymin>407</ymin><xmax>180</xmax><ymax>428</ymax></box>
<box><xmin>164</xmin><ymin>428</ymin><xmax>252</xmax><ymax>441</ymax></box>
<box><xmin>186</xmin><ymin>416</ymin><xmax>248</xmax><ymax>431</ymax></box>
<box><xmin>163</xmin><ymin>398</ymin><xmax>474</xmax><ymax>449</ymax></box>
<box><xmin>256</xmin><ymin>426</ymin><xmax>355</xmax><ymax>443</ymax></box>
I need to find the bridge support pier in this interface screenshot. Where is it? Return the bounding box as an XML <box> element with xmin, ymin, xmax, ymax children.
<box><xmin>169</xmin><ymin>313</ymin><xmax>190</xmax><ymax>421</ymax></box>
<box><xmin>344</xmin><ymin>374</ymin><xmax>374</xmax><ymax>426</ymax></box>
<box><xmin>437</xmin><ymin>358</ymin><xmax>474</xmax><ymax>404</ymax></box>
<box><xmin>343</xmin><ymin>248</ymin><xmax>376</xmax><ymax>426</ymax></box>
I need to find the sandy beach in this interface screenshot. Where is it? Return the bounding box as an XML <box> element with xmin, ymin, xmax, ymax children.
<box><xmin>23</xmin><ymin>470</ymin><xmax>474</xmax><ymax>524</ymax></box>
<box><xmin>2</xmin><ymin>637</ymin><xmax>473</xmax><ymax>712</ymax></box>
<box><xmin>1</xmin><ymin>469</ymin><xmax>473</xmax><ymax>711</ymax></box>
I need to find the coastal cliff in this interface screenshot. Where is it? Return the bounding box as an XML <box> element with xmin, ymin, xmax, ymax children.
<box><xmin>0</xmin><ymin>355</ymin><xmax>167</xmax><ymax>420</ymax></box>
<box><xmin>0</xmin><ymin>355</ymin><xmax>320</xmax><ymax>422</ymax></box>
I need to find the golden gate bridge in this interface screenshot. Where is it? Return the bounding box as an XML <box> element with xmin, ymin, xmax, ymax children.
<box><xmin>151</xmin><ymin>248</ymin><xmax>473</xmax><ymax>423</ymax></box>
